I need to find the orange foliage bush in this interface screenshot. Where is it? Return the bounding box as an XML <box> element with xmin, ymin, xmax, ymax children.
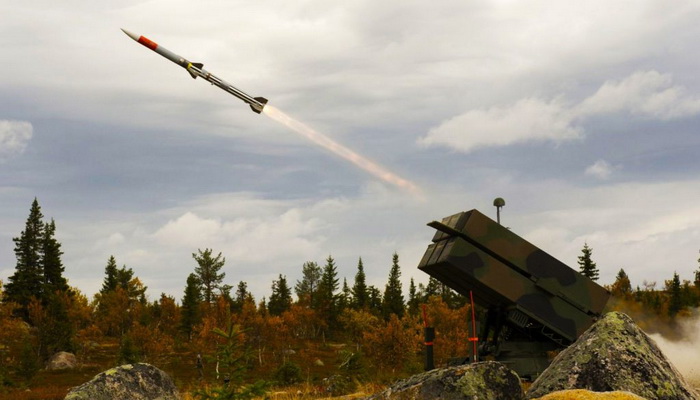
<box><xmin>362</xmin><ymin>314</ymin><xmax>421</xmax><ymax>374</ymax></box>
<box><xmin>422</xmin><ymin>296</ymin><xmax>473</xmax><ymax>366</ymax></box>
<box><xmin>130</xmin><ymin>322</ymin><xmax>175</xmax><ymax>363</ymax></box>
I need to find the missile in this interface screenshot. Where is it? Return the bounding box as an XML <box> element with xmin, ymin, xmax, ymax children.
<box><xmin>121</xmin><ymin>29</ymin><xmax>268</xmax><ymax>114</ymax></box>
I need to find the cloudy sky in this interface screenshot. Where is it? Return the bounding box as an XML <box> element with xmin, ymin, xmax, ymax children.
<box><xmin>2</xmin><ymin>1</ymin><xmax>700</xmax><ymax>302</ymax></box>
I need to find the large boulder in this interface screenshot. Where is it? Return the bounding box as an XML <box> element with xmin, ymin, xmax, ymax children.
<box><xmin>47</xmin><ymin>351</ymin><xmax>77</xmax><ymax>370</ymax></box>
<box><xmin>65</xmin><ymin>363</ymin><xmax>180</xmax><ymax>400</ymax></box>
<box><xmin>527</xmin><ymin>312</ymin><xmax>698</xmax><ymax>400</ymax></box>
<box><xmin>367</xmin><ymin>361</ymin><xmax>523</xmax><ymax>400</ymax></box>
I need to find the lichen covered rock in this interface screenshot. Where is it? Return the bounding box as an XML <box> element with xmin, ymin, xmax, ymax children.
<box><xmin>65</xmin><ymin>363</ymin><xmax>180</xmax><ymax>400</ymax></box>
<box><xmin>532</xmin><ymin>389</ymin><xmax>647</xmax><ymax>399</ymax></box>
<box><xmin>526</xmin><ymin>312</ymin><xmax>698</xmax><ymax>400</ymax></box>
<box><xmin>367</xmin><ymin>361</ymin><xmax>523</xmax><ymax>400</ymax></box>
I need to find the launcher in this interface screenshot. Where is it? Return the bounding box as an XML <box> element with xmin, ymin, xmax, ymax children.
<box><xmin>418</xmin><ymin>209</ymin><xmax>610</xmax><ymax>379</ymax></box>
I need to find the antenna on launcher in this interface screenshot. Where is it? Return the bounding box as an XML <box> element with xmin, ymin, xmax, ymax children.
<box><xmin>493</xmin><ymin>197</ymin><xmax>505</xmax><ymax>225</ymax></box>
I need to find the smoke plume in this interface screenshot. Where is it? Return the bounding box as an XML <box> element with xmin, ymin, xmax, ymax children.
<box><xmin>649</xmin><ymin>312</ymin><xmax>700</xmax><ymax>387</ymax></box>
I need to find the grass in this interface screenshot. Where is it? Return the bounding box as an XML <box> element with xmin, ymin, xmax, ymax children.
<box><xmin>0</xmin><ymin>338</ymin><xmax>386</xmax><ymax>400</ymax></box>
<box><xmin>0</xmin><ymin>385</ymin><xmax>68</xmax><ymax>400</ymax></box>
<box><xmin>532</xmin><ymin>389</ymin><xmax>646</xmax><ymax>400</ymax></box>
<box><xmin>184</xmin><ymin>382</ymin><xmax>383</xmax><ymax>400</ymax></box>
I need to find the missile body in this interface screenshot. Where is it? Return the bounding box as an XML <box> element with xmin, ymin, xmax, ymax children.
<box><xmin>122</xmin><ymin>29</ymin><xmax>267</xmax><ymax>114</ymax></box>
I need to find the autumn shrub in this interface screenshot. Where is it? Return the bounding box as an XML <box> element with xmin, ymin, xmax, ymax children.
<box><xmin>321</xmin><ymin>374</ymin><xmax>354</xmax><ymax>396</ymax></box>
<box><xmin>0</xmin><ymin>385</ymin><xmax>67</xmax><ymax>400</ymax></box>
<box><xmin>193</xmin><ymin>323</ymin><xmax>268</xmax><ymax>400</ymax></box>
<box><xmin>17</xmin><ymin>341</ymin><xmax>39</xmax><ymax>382</ymax></box>
<box><xmin>339</xmin><ymin>309</ymin><xmax>379</xmax><ymax>352</ymax></box>
<box><xmin>0</xmin><ymin>366</ymin><xmax>15</xmax><ymax>390</ymax></box>
<box><xmin>362</xmin><ymin>314</ymin><xmax>420</xmax><ymax>375</ymax></box>
<box><xmin>274</xmin><ymin>361</ymin><xmax>302</xmax><ymax>385</ymax></box>
<box><xmin>118</xmin><ymin>334</ymin><xmax>139</xmax><ymax>364</ymax></box>
<box><xmin>130</xmin><ymin>323</ymin><xmax>175</xmax><ymax>363</ymax></box>
<box><xmin>337</xmin><ymin>349</ymin><xmax>365</xmax><ymax>378</ymax></box>
<box><xmin>75</xmin><ymin>324</ymin><xmax>102</xmax><ymax>363</ymax></box>
<box><xmin>422</xmin><ymin>296</ymin><xmax>472</xmax><ymax>366</ymax></box>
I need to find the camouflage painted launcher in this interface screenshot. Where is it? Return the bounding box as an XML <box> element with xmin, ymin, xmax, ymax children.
<box><xmin>418</xmin><ymin>209</ymin><xmax>610</xmax><ymax>345</ymax></box>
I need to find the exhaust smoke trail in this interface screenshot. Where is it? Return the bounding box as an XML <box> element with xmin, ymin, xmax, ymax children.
<box><xmin>263</xmin><ymin>105</ymin><xmax>421</xmax><ymax>195</ymax></box>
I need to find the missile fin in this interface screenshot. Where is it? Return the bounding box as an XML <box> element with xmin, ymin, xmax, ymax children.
<box><xmin>250</xmin><ymin>97</ymin><xmax>268</xmax><ymax>114</ymax></box>
<box><xmin>187</xmin><ymin>63</ymin><xmax>204</xmax><ymax>79</ymax></box>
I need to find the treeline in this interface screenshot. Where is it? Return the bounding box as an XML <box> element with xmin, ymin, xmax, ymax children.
<box><xmin>0</xmin><ymin>199</ymin><xmax>474</xmax><ymax>388</ymax></box>
<box><xmin>606</xmin><ymin>265</ymin><xmax>700</xmax><ymax>337</ymax></box>
<box><xmin>1</xmin><ymin>199</ymin><xmax>700</xmax><ymax>390</ymax></box>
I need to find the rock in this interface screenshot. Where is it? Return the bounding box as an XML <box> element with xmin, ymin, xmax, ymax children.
<box><xmin>366</xmin><ymin>361</ymin><xmax>523</xmax><ymax>400</ymax></box>
<box><xmin>64</xmin><ymin>363</ymin><xmax>180</xmax><ymax>400</ymax></box>
<box><xmin>47</xmin><ymin>352</ymin><xmax>77</xmax><ymax>370</ymax></box>
<box><xmin>532</xmin><ymin>389</ymin><xmax>647</xmax><ymax>399</ymax></box>
<box><xmin>526</xmin><ymin>312</ymin><xmax>698</xmax><ymax>400</ymax></box>
<box><xmin>323</xmin><ymin>374</ymin><xmax>355</xmax><ymax>396</ymax></box>
<box><xmin>314</xmin><ymin>358</ymin><xmax>324</xmax><ymax>366</ymax></box>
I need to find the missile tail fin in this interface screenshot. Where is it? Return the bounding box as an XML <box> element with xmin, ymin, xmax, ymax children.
<box><xmin>250</xmin><ymin>97</ymin><xmax>268</xmax><ymax>114</ymax></box>
<box><xmin>187</xmin><ymin>63</ymin><xmax>204</xmax><ymax>79</ymax></box>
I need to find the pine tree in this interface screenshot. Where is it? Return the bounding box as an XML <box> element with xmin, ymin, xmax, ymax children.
<box><xmin>317</xmin><ymin>256</ymin><xmax>340</xmax><ymax>331</ymax></box>
<box><xmin>5</xmin><ymin>200</ymin><xmax>74</xmax><ymax>357</ymax></box>
<box><xmin>99</xmin><ymin>257</ymin><xmax>146</xmax><ymax>303</ymax></box>
<box><xmin>235</xmin><ymin>281</ymin><xmax>249</xmax><ymax>303</ymax></box>
<box><xmin>407</xmin><ymin>278</ymin><xmax>419</xmax><ymax>315</ymax></box>
<box><xmin>421</xmin><ymin>277</ymin><xmax>441</xmax><ymax>301</ymax></box>
<box><xmin>193</xmin><ymin>248</ymin><xmax>226</xmax><ymax>304</ymax></box>
<box><xmin>319</xmin><ymin>256</ymin><xmax>340</xmax><ymax>296</ymax></box>
<box><xmin>338</xmin><ymin>278</ymin><xmax>351</xmax><ymax>311</ymax></box>
<box><xmin>268</xmin><ymin>274</ymin><xmax>292</xmax><ymax>316</ymax></box>
<box><xmin>611</xmin><ymin>268</ymin><xmax>632</xmax><ymax>298</ymax></box>
<box><xmin>233</xmin><ymin>281</ymin><xmax>251</xmax><ymax>312</ymax></box>
<box><xmin>181</xmin><ymin>273</ymin><xmax>202</xmax><ymax>339</ymax></box>
<box><xmin>351</xmin><ymin>258</ymin><xmax>369</xmax><ymax>310</ymax></box>
<box><xmin>117</xmin><ymin>265</ymin><xmax>147</xmax><ymax>302</ymax></box>
<box><xmin>4</xmin><ymin>199</ymin><xmax>45</xmax><ymax>320</ymax></box>
<box><xmin>668</xmin><ymin>272</ymin><xmax>683</xmax><ymax>319</ymax></box>
<box><xmin>100</xmin><ymin>256</ymin><xmax>119</xmax><ymax>294</ymax></box>
<box><xmin>294</xmin><ymin>261</ymin><xmax>321</xmax><ymax>307</ymax></box>
<box><xmin>367</xmin><ymin>285</ymin><xmax>382</xmax><ymax>316</ymax></box>
<box><xmin>41</xmin><ymin>219</ymin><xmax>68</xmax><ymax>295</ymax></box>
<box><xmin>219</xmin><ymin>283</ymin><xmax>234</xmax><ymax>306</ymax></box>
<box><xmin>382</xmin><ymin>252</ymin><xmax>405</xmax><ymax>319</ymax></box>
<box><xmin>577</xmin><ymin>242</ymin><xmax>599</xmax><ymax>281</ymax></box>
<box><xmin>439</xmin><ymin>283</ymin><xmax>465</xmax><ymax>308</ymax></box>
